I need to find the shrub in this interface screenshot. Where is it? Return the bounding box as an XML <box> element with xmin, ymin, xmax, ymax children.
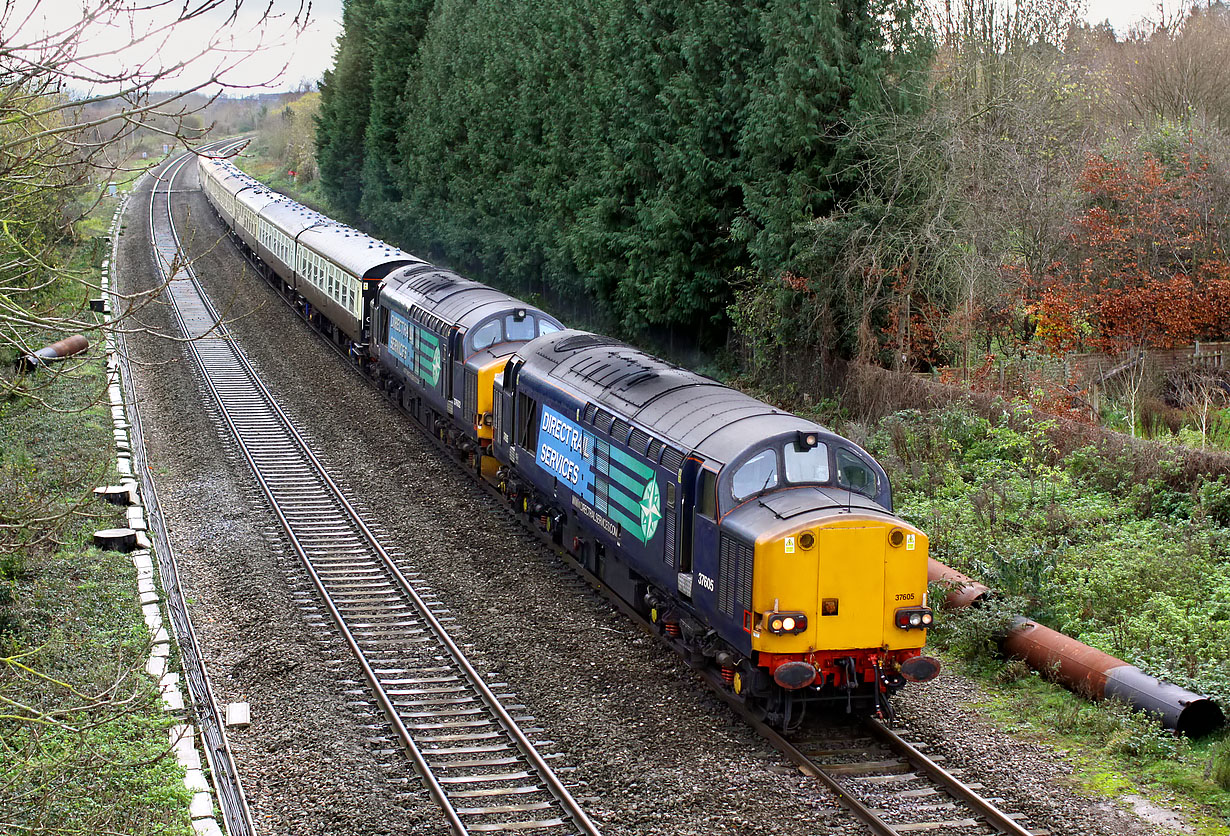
<box><xmin>927</xmin><ymin>592</ymin><xmax>1027</xmax><ymax>663</ymax></box>
<box><xmin>1106</xmin><ymin>702</ymin><xmax>1190</xmax><ymax>761</ymax></box>
<box><xmin>1210</xmin><ymin>736</ymin><xmax>1230</xmax><ymax>791</ymax></box>
<box><xmin>1196</xmin><ymin>475</ymin><xmax>1230</xmax><ymax>526</ymax></box>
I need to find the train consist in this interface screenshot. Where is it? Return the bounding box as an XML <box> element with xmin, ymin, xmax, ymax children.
<box><xmin>198</xmin><ymin>154</ymin><xmax>940</xmax><ymax>727</ymax></box>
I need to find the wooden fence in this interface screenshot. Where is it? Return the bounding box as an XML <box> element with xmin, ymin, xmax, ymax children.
<box><xmin>1066</xmin><ymin>341</ymin><xmax>1230</xmax><ymax>385</ymax></box>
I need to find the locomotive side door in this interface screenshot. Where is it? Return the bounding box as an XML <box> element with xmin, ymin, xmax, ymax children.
<box><xmin>446</xmin><ymin>327</ymin><xmax>462</xmax><ymax>412</ymax></box>
<box><xmin>493</xmin><ymin>359</ymin><xmax>522</xmax><ymax>462</ymax></box>
<box><xmin>678</xmin><ymin>459</ymin><xmax>720</xmax><ymax>601</ymax></box>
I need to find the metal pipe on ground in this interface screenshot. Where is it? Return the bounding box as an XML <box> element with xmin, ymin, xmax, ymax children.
<box><xmin>17</xmin><ymin>335</ymin><xmax>89</xmax><ymax>371</ymax></box>
<box><xmin>1001</xmin><ymin>617</ymin><xmax>1224</xmax><ymax>738</ymax></box>
<box><xmin>928</xmin><ymin>558</ymin><xmax>992</xmax><ymax>608</ymax></box>
<box><xmin>928</xmin><ymin>559</ymin><xmax>1225</xmax><ymax>737</ymax></box>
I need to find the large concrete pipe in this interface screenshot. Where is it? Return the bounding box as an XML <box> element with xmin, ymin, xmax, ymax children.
<box><xmin>928</xmin><ymin>559</ymin><xmax>1224</xmax><ymax>737</ymax></box>
<box><xmin>17</xmin><ymin>334</ymin><xmax>89</xmax><ymax>371</ymax></box>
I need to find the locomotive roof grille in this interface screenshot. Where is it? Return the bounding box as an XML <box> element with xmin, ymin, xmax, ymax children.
<box><xmin>554</xmin><ymin>334</ymin><xmax>611</xmax><ymax>352</ymax></box>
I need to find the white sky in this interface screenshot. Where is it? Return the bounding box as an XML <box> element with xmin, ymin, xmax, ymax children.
<box><xmin>6</xmin><ymin>0</ymin><xmax>343</xmax><ymax>95</ymax></box>
<box><xmin>3</xmin><ymin>0</ymin><xmax>1194</xmax><ymax>95</ymax></box>
<box><xmin>1085</xmin><ymin>0</ymin><xmax>1186</xmax><ymax>35</ymax></box>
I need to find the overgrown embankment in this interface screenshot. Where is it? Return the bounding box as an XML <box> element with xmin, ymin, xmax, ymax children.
<box><xmin>0</xmin><ymin>194</ymin><xmax>192</xmax><ymax>835</ymax></box>
<box><xmin>753</xmin><ymin>362</ymin><xmax>1230</xmax><ymax>827</ymax></box>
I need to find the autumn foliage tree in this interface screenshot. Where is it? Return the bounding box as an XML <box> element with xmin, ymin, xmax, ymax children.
<box><xmin>1030</xmin><ymin>138</ymin><xmax>1230</xmax><ymax>354</ymax></box>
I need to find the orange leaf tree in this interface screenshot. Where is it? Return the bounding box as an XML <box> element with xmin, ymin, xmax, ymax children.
<box><xmin>1032</xmin><ymin>143</ymin><xmax>1230</xmax><ymax>354</ymax></box>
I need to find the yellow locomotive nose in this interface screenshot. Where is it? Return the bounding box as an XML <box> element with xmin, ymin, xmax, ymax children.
<box><xmin>750</xmin><ymin>517</ymin><xmax>930</xmax><ymax>656</ymax></box>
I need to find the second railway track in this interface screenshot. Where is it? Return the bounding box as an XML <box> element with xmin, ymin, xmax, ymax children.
<box><xmin>149</xmin><ymin>149</ymin><xmax>601</xmax><ymax>836</ymax></box>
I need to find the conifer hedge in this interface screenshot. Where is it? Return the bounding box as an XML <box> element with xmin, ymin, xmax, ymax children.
<box><xmin>316</xmin><ymin>0</ymin><xmax>929</xmax><ymax>342</ymax></box>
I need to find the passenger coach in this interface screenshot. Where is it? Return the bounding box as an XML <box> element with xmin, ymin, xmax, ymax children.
<box><xmin>199</xmin><ymin>156</ymin><xmax>421</xmax><ymax>356</ymax></box>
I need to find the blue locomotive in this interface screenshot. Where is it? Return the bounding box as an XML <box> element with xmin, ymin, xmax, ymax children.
<box><xmin>199</xmin><ymin>155</ymin><xmax>939</xmax><ymax>727</ymax></box>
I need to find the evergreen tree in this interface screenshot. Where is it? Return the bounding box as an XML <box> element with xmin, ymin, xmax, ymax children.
<box><xmin>316</xmin><ymin>0</ymin><xmax>375</xmax><ymax>218</ymax></box>
<box><xmin>360</xmin><ymin>0</ymin><xmax>435</xmax><ymax>230</ymax></box>
<box><xmin>316</xmin><ymin>0</ymin><xmax>934</xmax><ymax>346</ymax></box>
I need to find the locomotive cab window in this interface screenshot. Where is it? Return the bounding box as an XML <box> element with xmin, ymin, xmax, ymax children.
<box><xmin>784</xmin><ymin>440</ymin><xmax>830</xmax><ymax>485</ymax></box>
<box><xmin>539</xmin><ymin>319</ymin><xmax>561</xmax><ymax>336</ymax></box>
<box><xmin>517</xmin><ymin>393</ymin><xmax>537</xmax><ymax>449</ymax></box>
<box><xmin>835</xmin><ymin>446</ymin><xmax>877</xmax><ymax>497</ymax></box>
<box><xmin>471</xmin><ymin>319</ymin><xmax>502</xmax><ymax>351</ymax></box>
<box><xmin>505</xmin><ymin>313</ymin><xmax>535</xmax><ymax>342</ymax></box>
<box><xmin>698</xmin><ymin>469</ymin><xmax>719</xmax><ymax>519</ymax></box>
<box><xmin>731</xmin><ymin>449</ymin><xmax>778</xmax><ymax>502</ymax></box>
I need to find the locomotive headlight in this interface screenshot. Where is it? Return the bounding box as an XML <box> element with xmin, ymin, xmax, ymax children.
<box><xmin>766</xmin><ymin>611</ymin><xmax>808</xmax><ymax>635</ymax></box>
<box><xmin>895</xmin><ymin>606</ymin><xmax>934</xmax><ymax>631</ymax></box>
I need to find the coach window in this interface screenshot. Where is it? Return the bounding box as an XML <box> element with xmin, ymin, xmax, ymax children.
<box><xmin>731</xmin><ymin>449</ymin><xmax>778</xmax><ymax>501</ymax></box>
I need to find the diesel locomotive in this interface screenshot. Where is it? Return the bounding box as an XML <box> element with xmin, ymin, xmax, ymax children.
<box><xmin>198</xmin><ymin>154</ymin><xmax>940</xmax><ymax>727</ymax></box>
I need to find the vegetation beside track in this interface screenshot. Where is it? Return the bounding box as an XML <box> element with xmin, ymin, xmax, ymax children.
<box><xmin>772</xmin><ymin>390</ymin><xmax>1230</xmax><ymax>833</ymax></box>
<box><xmin>0</xmin><ymin>191</ymin><xmax>193</xmax><ymax>835</ymax></box>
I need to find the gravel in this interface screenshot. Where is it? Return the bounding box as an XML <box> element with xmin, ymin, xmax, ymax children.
<box><xmin>114</xmin><ymin>160</ymin><xmax>1190</xmax><ymax>836</ymax></box>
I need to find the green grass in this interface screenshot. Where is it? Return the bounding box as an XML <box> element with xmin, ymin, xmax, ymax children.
<box><xmin>0</xmin><ymin>198</ymin><xmax>193</xmax><ymax>834</ymax></box>
<box><xmin>934</xmin><ymin>650</ymin><xmax>1230</xmax><ymax>835</ymax></box>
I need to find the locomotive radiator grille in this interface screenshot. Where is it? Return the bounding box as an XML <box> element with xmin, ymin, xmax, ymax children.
<box><xmin>663</xmin><ymin>507</ymin><xmax>677</xmax><ymax>568</ymax></box>
<box><xmin>463</xmin><ymin>368</ymin><xmax>478</xmax><ymax>423</ymax></box>
<box><xmin>718</xmin><ymin>534</ymin><xmax>754</xmax><ymax>617</ymax></box>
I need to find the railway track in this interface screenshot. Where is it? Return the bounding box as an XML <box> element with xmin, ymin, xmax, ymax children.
<box><xmin>169</xmin><ymin>146</ymin><xmax>1056</xmax><ymax>836</ymax></box>
<box><xmin>745</xmin><ymin>706</ymin><xmax>1049</xmax><ymax>836</ymax></box>
<box><xmin>149</xmin><ymin>149</ymin><xmax>601</xmax><ymax>836</ymax></box>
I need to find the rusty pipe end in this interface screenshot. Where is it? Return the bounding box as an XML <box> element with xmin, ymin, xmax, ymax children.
<box><xmin>17</xmin><ymin>335</ymin><xmax>90</xmax><ymax>372</ymax></box>
<box><xmin>928</xmin><ymin>558</ymin><xmax>993</xmax><ymax>609</ymax></box>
